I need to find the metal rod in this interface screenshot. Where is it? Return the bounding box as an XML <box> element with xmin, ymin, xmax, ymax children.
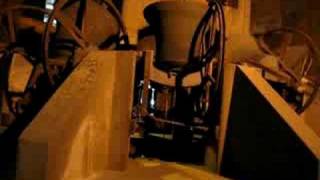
<box><xmin>147</xmin><ymin>115</ymin><xmax>209</xmax><ymax>131</ymax></box>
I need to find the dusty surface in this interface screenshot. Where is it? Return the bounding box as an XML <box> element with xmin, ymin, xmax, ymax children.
<box><xmin>17</xmin><ymin>50</ymin><xmax>136</xmax><ymax>180</ymax></box>
<box><xmin>86</xmin><ymin>159</ymin><xmax>227</xmax><ymax>180</ymax></box>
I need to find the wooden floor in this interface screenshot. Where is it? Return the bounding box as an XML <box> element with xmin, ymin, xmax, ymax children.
<box><xmin>87</xmin><ymin>159</ymin><xmax>227</xmax><ymax>180</ymax></box>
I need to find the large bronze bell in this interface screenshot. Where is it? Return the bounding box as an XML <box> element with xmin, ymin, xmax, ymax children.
<box><xmin>144</xmin><ymin>1</ymin><xmax>207</xmax><ymax>71</ymax></box>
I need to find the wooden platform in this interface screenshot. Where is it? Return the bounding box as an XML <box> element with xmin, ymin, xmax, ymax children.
<box><xmin>86</xmin><ymin>159</ymin><xmax>227</xmax><ymax>180</ymax></box>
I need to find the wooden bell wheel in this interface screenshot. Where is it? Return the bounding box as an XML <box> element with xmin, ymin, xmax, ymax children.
<box><xmin>186</xmin><ymin>0</ymin><xmax>226</xmax><ymax>117</ymax></box>
<box><xmin>42</xmin><ymin>0</ymin><xmax>129</xmax><ymax>86</ymax></box>
<box><xmin>0</xmin><ymin>5</ymin><xmax>52</xmax><ymax>118</ymax></box>
<box><xmin>252</xmin><ymin>27</ymin><xmax>320</xmax><ymax>113</ymax></box>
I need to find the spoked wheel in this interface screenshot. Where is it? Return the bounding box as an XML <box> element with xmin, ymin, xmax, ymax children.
<box><xmin>0</xmin><ymin>5</ymin><xmax>51</xmax><ymax>45</ymax></box>
<box><xmin>0</xmin><ymin>6</ymin><xmax>52</xmax><ymax>120</ymax></box>
<box><xmin>187</xmin><ymin>0</ymin><xmax>225</xmax><ymax>117</ymax></box>
<box><xmin>245</xmin><ymin>27</ymin><xmax>320</xmax><ymax>114</ymax></box>
<box><xmin>1</xmin><ymin>47</ymin><xmax>41</xmax><ymax>117</ymax></box>
<box><xmin>42</xmin><ymin>0</ymin><xmax>129</xmax><ymax>86</ymax></box>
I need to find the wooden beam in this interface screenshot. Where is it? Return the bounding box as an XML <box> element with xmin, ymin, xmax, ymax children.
<box><xmin>218</xmin><ymin>64</ymin><xmax>320</xmax><ymax>179</ymax></box>
<box><xmin>17</xmin><ymin>51</ymin><xmax>136</xmax><ymax>180</ymax></box>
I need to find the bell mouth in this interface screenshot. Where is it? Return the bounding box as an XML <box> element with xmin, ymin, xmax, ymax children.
<box><xmin>154</xmin><ymin>60</ymin><xmax>186</xmax><ymax>72</ymax></box>
<box><xmin>144</xmin><ymin>1</ymin><xmax>207</xmax><ymax>25</ymax></box>
<box><xmin>144</xmin><ymin>0</ymin><xmax>207</xmax><ymax>72</ymax></box>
